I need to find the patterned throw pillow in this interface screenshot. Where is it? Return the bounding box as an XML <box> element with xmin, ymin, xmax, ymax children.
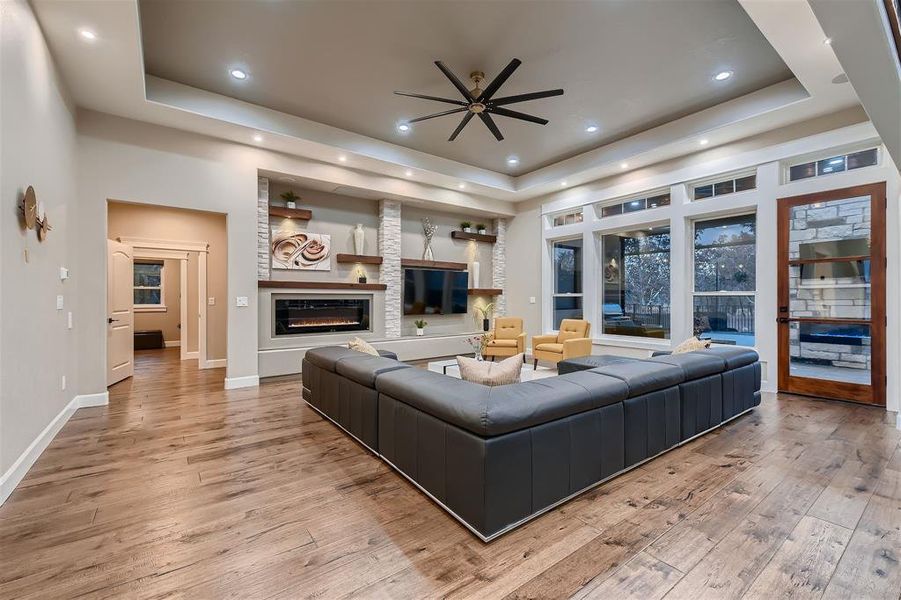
<box><xmin>672</xmin><ymin>336</ymin><xmax>712</xmax><ymax>354</ymax></box>
<box><xmin>348</xmin><ymin>337</ymin><xmax>379</xmax><ymax>356</ymax></box>
<box><xmin>457</xmin><ymin>353</ymin><xmax>523</xmax><ymax>386</ymax></box>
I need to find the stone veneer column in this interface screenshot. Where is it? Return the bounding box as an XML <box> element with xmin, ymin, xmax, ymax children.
<box><xmin>492</xmin><ymin>217</ymin><xmax>507</xmax><ymax>316</ymax></box>
<box><xmin>257</xmin><ymin>176</ymin><xmax>270</xmax><ymax>280</ymax></box>
<box><xmin>379</xmin><ymin>199</ymin><xmax>402</xmax><ymax>338</ymax></box>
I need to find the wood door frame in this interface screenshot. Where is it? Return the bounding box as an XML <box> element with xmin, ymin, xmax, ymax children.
<box><xmin>776</xmin><ymin>182</ymin><xmax>886</xmax><ymax>406</ymax></box>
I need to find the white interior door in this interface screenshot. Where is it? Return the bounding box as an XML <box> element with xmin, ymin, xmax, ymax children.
<box><xmin>107</xmin><ymin>240</ymin><xmax>134</xmax><ymax>385</ymax></box>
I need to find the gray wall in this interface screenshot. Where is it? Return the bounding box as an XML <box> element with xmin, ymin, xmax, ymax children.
<box><xmin>505</xmin><ymin>203</ymin><xmax>544</xmax><ymax>339</ymax></box>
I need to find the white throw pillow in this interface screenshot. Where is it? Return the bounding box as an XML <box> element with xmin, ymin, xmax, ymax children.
<box><xmin>457</xmin><ymin>353</ymin><xmax>523</xmax><ymax>386</ymax></box>
<box><xmin>348</xmin><ymin>337</ymin><xmax>379</xmax><ymax>356</ymax></box>
<box><xmin>672</xmin><ymin>336</ymin><xmax>711</xmax><ymax>354</ymax></box>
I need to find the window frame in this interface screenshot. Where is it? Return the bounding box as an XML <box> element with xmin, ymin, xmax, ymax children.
<box><xmin>133</xmin><ymin>260</ymin><xmax>167</xmax><ymax>312</ymax></box>
<box><xmin>689</xmin><ymin>170</ymin><xmax>757</xmax><ymax>202</ymax></box>
<box><xmin>549</xmin><ymin>236</ymin><xmax>584</xmax><ymax>331</ymax></box>
<box><xmin>784</xmin><ymin>146</ymin><xmax>880</xmax><ymax>183</ymax></box>
<box><xmin>690</xmin><ymin>212</ymin><xmax>757</xmax><ymax>348</ymax></box>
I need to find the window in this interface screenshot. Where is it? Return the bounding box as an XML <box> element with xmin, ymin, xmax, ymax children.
<box><xmin>601</xmin><ymin>226</ymin><xmax>671</xmax><ymax>339</ymax></box>
<box><xmin>598</xmin><ymin>192</ymin><xmax>670</xmax><ymax>218</ymax></box>
<box><xmin>788</xmin><ymin>148</ymin><xmax>878</xmax><ymax>182</ymax></box>
<box><xmin>692</xmin><ymin>173</ymin><xmax>756</xmax><ymax>200</ymax></box>
<box><xmin>551</xmin><ymin>209</ymin><xmax>584</xmax><ymax>227</ymax></box>
<box><xmin>692</xmin><ymin>214</ymin><xmax>756</xmax><ymax>346</ymax></box>
<box><xmin>134</xmin><ymin>261</ymin><xmax>164</xmax><ymax>307</ymax></box>
<box><xmin>552</xmin><ymin>238</ymin><xmax>583</xmax><ymax>329</ymax></box>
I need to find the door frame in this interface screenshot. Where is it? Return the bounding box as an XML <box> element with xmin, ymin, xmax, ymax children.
<box><xmin>116</xmin><ymin>237</ymin><xmax>214</xmax><ymax>368</ymax></box>
<box><xmin>776</xmin><ymin>182</ymin><xmax>886</xmax><ymax>406</ymax></box>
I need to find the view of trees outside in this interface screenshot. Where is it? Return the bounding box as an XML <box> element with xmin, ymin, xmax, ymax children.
<box><xmin>693</xmin><ymin>214</ymin><xmax>756</xmax><ymax>345</ymax></box>
<box><xmin>553</xmin><ymin>238</ymin><xmax>583</xmax><ymax>328</ymax></box>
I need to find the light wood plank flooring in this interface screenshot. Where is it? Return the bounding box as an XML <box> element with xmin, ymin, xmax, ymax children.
<box><xmin>1</xmin><ymin>348</ymin><xmax>899</xmax><ymax>599</ymax></box>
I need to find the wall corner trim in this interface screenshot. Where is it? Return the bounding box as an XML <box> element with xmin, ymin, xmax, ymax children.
<box><xmin>0</xmin><ymin>391</ymin><xmax>109</xmax><ymax>506</ymax></box>
<box><xmin>224</xmin><ymin>375</ymin><xmax>260</xmax><ymax>390</ymax></box>
<box><xmin>896</xmin><ymin>411</ymin><xmax>901</xmax><ymax>431</ymax></box>
<box><xmin>202</xmin><ymin>359</ymin><xmax>227</xmax><ymax>369</ymax></box>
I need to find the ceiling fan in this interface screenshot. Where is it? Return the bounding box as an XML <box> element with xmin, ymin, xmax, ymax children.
<box><xmin>395</xmin><ymin>58</ymin><xmax>563</xmax><ymax>141</ymax></box>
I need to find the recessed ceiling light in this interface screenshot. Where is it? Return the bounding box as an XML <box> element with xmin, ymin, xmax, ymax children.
<box><xmin>823</xmin><ymin>37</ymin><xmax>833</xmax><ymax>45</ymax></box>
<box><xmin>699</xmin><ymin>138</ymin><xmax>709</xmax><ymax>146</ymax></box>
<box><xmin>397</xmin><ymin>122</ymin><xmax>411</xmax><ymax>133</ymax></box>
<box><xmin>78</xmin><ymin>28</ymin><xmax>97</xmax><ymax>41</ymax></box>
<box><xmin>560</xmin><ymin>180</ymin><xmax>568</xmax><ymax>187</ymax></box>
<box><xmin>404</xmin><ymin>169</ymin><xmax>413</xmax><ymax>177</ymax></box>
<box><xmin>585</xmin><ymin>125</ymin><xmax>599</xmax><ymax>133</ymax></box>
<box><xmin>506</xmin><ymin>156</ymin><xmax>519</xmax><ymax>166</ymax></box>
<box><xmin>230</xmin><ymin>68</ymin><xmax>248</xmax><ymax>80</ymax></box>
<box><xmin>338</xmin><ymin>155</ymin><xmax>347</xmax><ymax>162</ymax></box>
<box><xmin>620</xmin><ymin>162</ymin><xmax>629</xmax><ymax>170</ymax></box>
<box><xmin>714</xmin><ymin>70</ymin><xmax>733</xmax><ymax>81</ymax></box>
<box><xmin>458</xmin><ymin>182</ymin><xmax>466</xmax><ymax>189</ymax></box>
<box><xmin>252</xmin><ymin>133</ymin><xmax>263</xmax><ymax>143</ymax></box>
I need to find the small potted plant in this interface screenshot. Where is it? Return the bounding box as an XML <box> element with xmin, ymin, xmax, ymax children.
<box><xmin>414</xmin><ymin>319</ymin><xmax>427</xmax><ymax>336</ymax></box>
<box><xmin>476</xmin><ymin>223</ymin><xmax>487</xmax><ymax>235</ymax></box>
<box><xmin>475</xmin><ymin>302</ymin><xmax>494</xmax><ymax>332</ymax></box>
<box><xmin>460</xmin><ymin>221</ymin><xmax>472</xmax><ymax>233</ymax></box>
<box><xmin>280</xmin><ymin>190</ymin><xmax>301</xmax><ymax>209</ymax></box>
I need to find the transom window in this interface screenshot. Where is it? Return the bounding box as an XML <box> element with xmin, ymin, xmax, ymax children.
<box><xmin>692</xmin><ymin>173</ymin><xmax>756</xmax><ymax>201</ymax></box>
<box><xmin>598</xmin><ymin>192</ymin><xmax>671</xmax><ymax>218</ymax></box>
<box><xmin>787</xmin><ymin>148</ymin><xmax>878</xmax><ymax>182</ymax></box>
<box><xmin>551</xmin><ymin>238</ymin><xmax>583</xmax><ymax>329</ymax></box>
<box><xmin>550</xmin><ymin>209</ymin><xmax>583</xmax><ymax>227</ymax></box>
<box><xmin>601</xmin><ymin>226</ymin><xmax>671</xmax><ymax>339</ymax></box>
<box><xmin>134</xmin><ymin>261</ymin><xmax>164</xmax><ymax>307</ymax></box>
<box><xmin>692</xmin><ymin>214</ymin><xmax>756</xmax><ymax>346</ymax></box>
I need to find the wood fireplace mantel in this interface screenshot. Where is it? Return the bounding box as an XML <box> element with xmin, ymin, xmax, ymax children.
<box><xmin>258</xmin><ymin>280</ymin><xmax>387</xmax><ymax>291</ymax></box>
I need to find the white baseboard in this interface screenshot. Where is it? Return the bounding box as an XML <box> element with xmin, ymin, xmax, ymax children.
<box><xmin>896</xmin><ymin>411</ymin><xmax>901</xmax><ymax>431</ymax></box>
<box><xmin>224</xmin><ymin>375</ymin><xmax>259</xmax><ymax>389</ymax></box>
<box><xmin>164</xmin><ymin>340</ymin><xmax>181</xmax><ymax>348</ymax></box>
<box><xmin>202</xmin><ymin>358</ymin><xmax>227</xmax><ymax>369</ymax></box>
<box><xmin>0</xmin><ymin>391</ymin><xmax>109</xmax><ymax>506</ymax></box>
<box><xmin>182</xmin><ymin>351</ymin><xmax>199</xmax><ymax>360</ymax></box>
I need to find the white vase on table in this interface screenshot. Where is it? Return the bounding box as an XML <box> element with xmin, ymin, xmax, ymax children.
<box><xmin>353</xmin><ymin>224</ymin><xmax>364</xmax><ymax>255</ymax></box>
<box><xmin>471</xmin><ymin>261</ymin><xmax>480</xmax><ymax>288</ymax></box>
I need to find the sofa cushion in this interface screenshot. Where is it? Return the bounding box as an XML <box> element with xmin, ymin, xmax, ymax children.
<box><xmin>588</xmin><ymin>361</ymin><xmax>684</xmax><ymax>396</ymax></box>
<box><xmin>696</xmin><ymin>346</ymin><xmax>759</xmax><ymax>369</ymax></box>
<box><xmin>647</xmin><ymin>352</ymin><xmax>726</xmax><ymax>379</ymax></box>
<box><xmin>557</xmin><ymin>319</ymin><xmax>590</xmax><ymax>342</ymax></box>
<box><xmin>377</xmin><ymin>349</ymin><xmax>399</xmax><ymax>360</ymax></box>
<box><xmin>348</xmin><ymin>337</ymin><xmax>379</xmax><ymax>356</ymax></box>
<box><xmin>487</xmin><ymin>339</ymin><xmax>518</xmax><ymax>348</ymax></box>
<box><xmin>554</xmin><ymin>371</ymin><xmax>629</xmax><ymax>408</ymax></box>
<box><xmin>494</xmin><ymin>317</ymin><xmax>523</xmax><ymax>340</ymax></box>
<box><xmin>558</xmin><ymin>354</ymin><xmax>641</xmax><ymax>375</ymax></box>
<box><xmin>335</xmin><ymin>354</ymin><xmax>410</xmax><ymax>387</ymax></box>
<box><xmin>672</xmin><ymin>336</ymin><xmax>711</xmax><ymax>354</ymax></box>
<box><xmin>458</xmin><ymin>353</ymin><xmax>523</xmax><ymax>386</ymax></box>
<box><xmin>304</xmin><ymin>346</ymin><xmax>367</xmax><ymax>372</ymax></box>
<box><xmin>535</xmin><ymin>343</ymin><xmax>563</xmax><ymax>354</ymax></box>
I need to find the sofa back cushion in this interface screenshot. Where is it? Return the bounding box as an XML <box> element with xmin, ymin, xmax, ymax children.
<box><xmin>494</xmin><ymin>317</ymin><xmax>523</xmax><ymax>340</ymax></box>
<box><xmin>557</xmin><ymin>319</ymin><xmax>591</xmax><ymax>342</ymax></box>
<box><xmin>457</xmin><ymin>353</ymin><xmax>523</xmax><ymax>386</ymax></box>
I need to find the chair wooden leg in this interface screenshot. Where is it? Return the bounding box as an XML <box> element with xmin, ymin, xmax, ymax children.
<box><xmin>533</xmin><ymin>358</ymin><xmax>538</xmax><ymax>369</ymax></box>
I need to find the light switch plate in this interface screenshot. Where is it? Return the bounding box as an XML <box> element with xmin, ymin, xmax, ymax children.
<box><xmin>57</xmin><ymin>295</ymin><xmax>64</xmax><ymax>310</ymax></box>
<box><xmin>529</xmin><ymin>296</ymin><xmax>536</xmax><ymax>304</ymax></box>
<box><xmin>235</xmin><ymin>296</ymin><xmax>249</xmax><ymax>307</ymax></box>
<box><xmin>59</xmin><ymin>267</ymin><xmax>69</xmax><ymax>280</ymax></box>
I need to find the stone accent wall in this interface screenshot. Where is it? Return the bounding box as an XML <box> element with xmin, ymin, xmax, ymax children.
<box><xmin>788</xmin><ymin>197</ymin><xmax>872</xmax><ymax>372</ymax></box>
<box><xmin>257</xmin><ymin>176</ymin><xmax>270</xmax><ymax>280</ymax></box>
<box><xmin>379</xmin><ymin>199</ymin><xmax>402</xmax><ymax>338</ymax></box>
<box><xmin>492</xmin><ymin>217</ymin><xmax>507</xmax><ymax>316</ymax></box>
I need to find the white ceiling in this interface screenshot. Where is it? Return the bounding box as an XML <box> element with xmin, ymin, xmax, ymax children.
<box><xmin>139</xmin><ymin>0</ymin><xmax>795</xmax><ymax>175</ymax></box>
<box><xmin>30</xmin><ymin>0</ymin><xmax>862</xmax><ymax>209</ymax></box>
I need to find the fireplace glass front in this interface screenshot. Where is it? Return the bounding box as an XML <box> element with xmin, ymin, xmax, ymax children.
<box><xmin>274</xmin><ymin>297</ymin><xmax>371</xmax><ymax>336</ymax></box>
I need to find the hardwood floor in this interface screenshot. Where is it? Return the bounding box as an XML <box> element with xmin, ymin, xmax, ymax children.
<box><xmin>1</xmin><ymin>348</ymin><xmax>899</xmax><ymax>599</ymax></box>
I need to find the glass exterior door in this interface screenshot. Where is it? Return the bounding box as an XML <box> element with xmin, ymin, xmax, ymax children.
<box><xmin>777</xmin><ymin>183</ymin><xmax>886</xmax><ymax>405</ymax></box>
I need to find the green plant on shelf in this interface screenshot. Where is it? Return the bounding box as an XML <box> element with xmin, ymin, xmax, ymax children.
<box><xmin>460</xmin><ymin>221</ymin><xmax>472</xmax><ymax>232</ymax></box>
<box><xmin>414</xmin><ymin>319</ymin><xmax>428</xmax><ymax>329</ymax></box>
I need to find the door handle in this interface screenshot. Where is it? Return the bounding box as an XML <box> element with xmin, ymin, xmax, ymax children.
<box><xmin>776</xmin><ymin>317</ymin><xmax>790</xmax><ymax>324</ymax></box>
<box><xmin>108</xmin><ymin>318</ymin><xmax>119</xmax><ymax>324</ymax></box>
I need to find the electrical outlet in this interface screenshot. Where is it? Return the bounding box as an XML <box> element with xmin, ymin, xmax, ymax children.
<box><xmin>61</xmin><ymin>375</ymin><xmax>66</xmax><ymax>391</ymax></box>
<box><xmin>235</xmin><ymin>296</ymin><xmax>249</xmax><ymax>307</ymax></box>
<box><xmin>57</xmin><ymin>295</ymin><xmax>64</xmax><ymax>310</ymax></box>
<box><xmin>208</xmin><ymin>297</ymin><xmax>215</xmax><ymax>306</ymax></box>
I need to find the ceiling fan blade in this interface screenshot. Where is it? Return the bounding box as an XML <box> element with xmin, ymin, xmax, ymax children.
<box><xmin>479</xmin><ymin>58</ymin><xmax>521</xmax><ymax>102</ymax></box>
<box><xmin>394</xmin><ymin>91</ymin><xmax>468</xmax><ymax>106</ymax></box>
<box><xmin>434</xmin><ymin>61</ymin><xmax>475</xmax><ymax>102</ymax></box>
<box><xmin>478</xmin><ymin>112</ymin><xmax>504</xmax><ymax>141</ymax></box>
<box><xmin>408</xmin><ymin>107</ymin><xmax>468</xmax><ymax>123</ymax></box>
<box><xmin>487</xmin><ymin>106</ymin><xmax>548</xmax><ymax>125</ymax></box>
<box><xmin>490</xmin><ymin>89</ymin><xmax>564</xmax><ymax>106</ymax></box>
<box><xmin>448</xmin><ymin>112</ymin><xmax>475</xmax><ymax>141</ymax></box>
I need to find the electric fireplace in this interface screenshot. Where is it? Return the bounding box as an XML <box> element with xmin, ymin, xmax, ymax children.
<box><xmin>273</xmin><ymin>297</ymin><xmax>371</xmax><ymax>336</ymax></box>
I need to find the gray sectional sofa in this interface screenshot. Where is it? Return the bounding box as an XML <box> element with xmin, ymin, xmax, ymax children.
<box><xmin>301</xmin><ymin>346</ymin><xmax>761</xmax><ymax>541</ymax></box>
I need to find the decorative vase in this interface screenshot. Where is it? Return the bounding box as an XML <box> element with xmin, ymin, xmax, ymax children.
<box><xmin>423</xmin><ymin>244</ymin><xmax>434</xmax><ymax>261</ymax></box>
<box><xmin>483</xmin><ymin>318</ymin><xmax>490</xmax><ymax>332</ymax></box>
<box><xmin>475</xmin><ymin>352</ymin><xmax>483</xmax><ymax>361</ymax></box>
<box><xmin>471</xmin><ymin>261</ymin><xmax>480</xmax><ymax>288</ymax></box>
<box><xmin>286</xmin><ymin>201</ymin><xmax>296</xmax><ymax>209</ymax></box>
<box><xmin>416</xmin><ymin>328</ymin><xmax>424</xmax><ymax>336</ymax></box>
<box><xmin>358</xmin><ymin>275</ymin><xmax>367</xmax><ymax>284</ymax></box>
<box><xmin>353</xmin><ymin>224</ymin><xmax>364</xmax><ymax>255</ymax></box>
<box><xmin>463</xmin><ymin>227</ymin><xmax>472</xmax><ymax>233</ymax></box>
<box><xmin>478</xmin><ymin>228</ymin><xmax>487</xmax><ymax>235</ymax></box>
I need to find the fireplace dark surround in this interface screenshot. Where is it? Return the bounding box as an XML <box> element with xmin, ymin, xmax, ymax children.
<box><xmin>274</xmin><ymin>297</ymin><xmax>371</xmax><ymax>336</ymax></box>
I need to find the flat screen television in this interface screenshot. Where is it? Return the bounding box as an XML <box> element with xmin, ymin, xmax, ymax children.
<box><xmin>403</xmin><ymin>268</ymin><xmax>469</xmax><ymax>315</ymax></box>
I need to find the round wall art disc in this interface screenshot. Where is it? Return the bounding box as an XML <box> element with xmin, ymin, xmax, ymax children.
<box><xmin>22</xmin><ymin>186</ymin><xmax>37</xmax><ymax>229</ymax></box>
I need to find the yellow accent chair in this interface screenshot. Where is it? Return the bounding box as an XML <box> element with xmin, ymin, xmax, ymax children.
<box><xmin>484</xmin><ymin>317</ymin><xmax>527</xmax><ymax>362</ymax></box>
<box><xmin>531</xmin><ymin>319</ymin><xmax>592</xmax><ymax>369</ymax></box>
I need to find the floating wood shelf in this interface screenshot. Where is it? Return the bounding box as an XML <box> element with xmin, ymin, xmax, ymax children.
<box><xmin>451</xmin><ymin>230</ymin><xmax>497</xmax><ymax>244</ymax></box>
<box><xmin>468</xmin><ymin>288</ymin><xmax>503</xmax><ymax>296</ymax></box>
<box><xmin>401</xmin><ymin>258</ymin><xmax>468</xmax><ymax>270</ymax></box>
<box><xmin>258</xmin><ymin>280</ymin><xmax>386</xmax><ymax>290</ymax></box>
<box><xmin>269</xmin><ymin>206</ymin><xmax>313</xmax><ymax>220</ymax></box>
<box><xmin>336</xmin><ymin>254</ymin><xmax>383</xmax><ymax>265</ymax></box>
